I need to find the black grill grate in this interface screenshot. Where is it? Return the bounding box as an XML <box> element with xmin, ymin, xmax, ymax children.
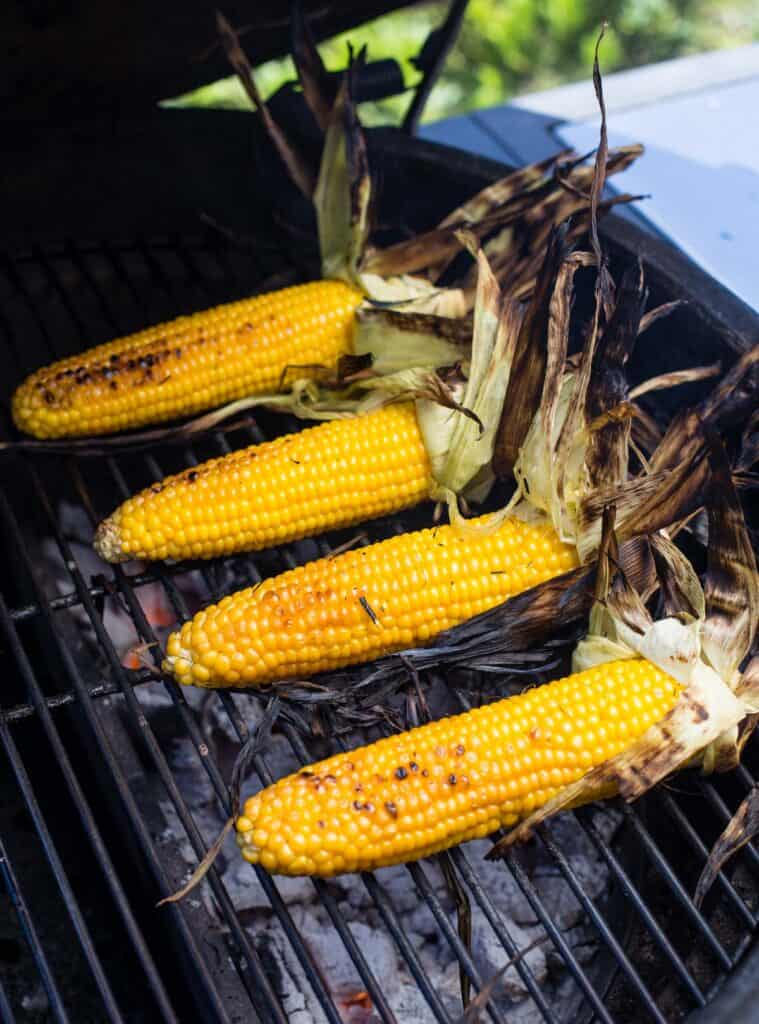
<box><xmin>1</xmin><ymin>234</ymin><xmax>758</xmax><ymax>1024</ymax></box>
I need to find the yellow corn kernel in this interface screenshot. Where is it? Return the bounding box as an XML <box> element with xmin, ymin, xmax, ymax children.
<box><xmin>94</xmin><ymin>404</ymin><xmax>433</xmax><ymax>563</ymax></box>
<box><xmin>12</xmin><ymin>280</ymin><xmax>363</xmax><ymax>439</ymax></box>
<box><xmin>235</xmin><ymin>659</ymin><xmax>682</xmax><ymax>875</ymax></box>
<box><xmin>163</xmin><ymin>515</ymin><xmax>579</xmax><ymax>688</ymax></box>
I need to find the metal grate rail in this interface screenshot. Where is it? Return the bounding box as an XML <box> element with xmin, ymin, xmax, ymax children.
<box><xmin>1</xmin><ymin>235</ymin><xmax>758</xmax><ymax>1023</ymax></box>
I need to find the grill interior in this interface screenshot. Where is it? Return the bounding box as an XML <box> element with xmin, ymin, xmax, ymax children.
<box><xmin>1</xmin><ymin>152</ymin><xmax>759</xmax><ymax>1023</ymax></box>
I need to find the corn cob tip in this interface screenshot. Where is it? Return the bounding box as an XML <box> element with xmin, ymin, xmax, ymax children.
<box><xmin>162</xmin><ymin>633</ymin><xmax>197</xmax><ymax>686</ymax></box>
<box><xmin>235</xmin><ymin>797</ymin><xmax>264</xmax><ymax>865</ymax></box>
<box><xmin>93</xmin><ymin>518</ymin><xmax>128</xmax><ymax>563</ymax></box>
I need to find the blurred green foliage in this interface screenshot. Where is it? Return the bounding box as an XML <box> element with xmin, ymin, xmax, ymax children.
<box><xmin>166</xmin><ymin>0</ymin><xmax>759</xmax><ymax>124</ymax></box>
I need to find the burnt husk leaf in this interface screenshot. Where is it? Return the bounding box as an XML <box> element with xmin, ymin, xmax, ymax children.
<box><xmin>588</xmin><ymin>23</ymin><xmax>616</xmax><ymax>322</ymax></box>
<box><xmin>290</xmin><ymin>0</ymin><xmax>334</xmax><ymax>131</ymax></box>
<box><xmin>492</xmin><ymin>226</ymin><xmax>569</xmax><ymax>478</ymax></box>
<box><xmin>650</xmin><ymin>345</ymin><xmax>759</xmax><ymax>473</ymax></box>
<box><xmin>694</xmin><ymin>786</ymin><xmax>759</xmax><ymax>909</ymax></box>
<box><xmin>701</xmin><ymin>438</ymin><xmax>759</xmax><ymax>680</ymax></box>
<box><xmin>637</xmin><ymin>299</ymin><xmax>684</xmax><ymax>337</ymax></box>
<box><xmin>217</xmin><ymin>12</ymin><xmax>315</xmax><ymax>200</ymax></box>
<box><xmin>355</xmin><ymin>307</ymin><xmax>471</xmax><ymax>348</ymax></box>
<box><xmin>584</xmin><ymin>260</ymin><xmax>645</xmax><ymax>492</ymax></box>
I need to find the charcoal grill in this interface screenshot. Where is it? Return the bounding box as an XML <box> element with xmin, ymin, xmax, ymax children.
<box><xmin>3</xmin><ymin>7</ymin><xmax>759</xmax><ymax>1023</ymax></box>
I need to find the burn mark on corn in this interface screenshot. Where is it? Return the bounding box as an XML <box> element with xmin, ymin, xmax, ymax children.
<box><xmin>455</xmin><ymin>744</ymin><xmax>465</xmax><ymax>756</ymax></box>
<box><xmin>448</xmin><ymin>774</ymin><xmax>457</xmax><ymax>786</ymax></box>
<box><xmin>395</xmin><ymin>766</ymin><xmax>408</xmax><ymax>780</ymax></box>
<box><xmin>409</xmin><ymin>761</ymin><xmax>419</xmax><ymax>772</ymax></box>
<box><xmin>359</xmin><ymin>595</ymin><xmax>379</xmax><ymax>625</ymax></box>
<box><xmin>187</xmin><ymin>471</ymin><xmax>199</xmax><ymax>483</ymax></box>
<box><xmin>385</xmin><ymin>802</ymin><xmax>398</xmax><ymax>819</ymax></box>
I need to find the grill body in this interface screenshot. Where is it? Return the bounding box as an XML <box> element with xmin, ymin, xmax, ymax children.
<box><xmin>1</xmin><ymin>123</ymin><xmax>759</xmax><ymax>1024</ymax></box>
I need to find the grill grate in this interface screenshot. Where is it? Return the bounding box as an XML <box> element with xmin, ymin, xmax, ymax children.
<box><xmin>1</xmin><ymin>233</ymin><xmax>758</xmax><ymax>1024</ymax></box>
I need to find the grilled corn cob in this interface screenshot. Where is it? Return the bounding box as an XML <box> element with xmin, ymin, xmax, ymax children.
<box><xmin>12</xmin><ymin>281</ymin><xmax>362</xmax><ymax>439</ymax></box>
<box><xmin>163</xmin><ymin>514</ymin><xmax>578</xmax><ymax>687</ymax></box>
<box><xmin>94</xmin><ymin>404</ymin><xmax>433</xmax><ymax>563</ymax></box>
<box><xmin>235</xmin><ymin>659</ymin><xmax>681</xmax><ymax>875</ymax></box>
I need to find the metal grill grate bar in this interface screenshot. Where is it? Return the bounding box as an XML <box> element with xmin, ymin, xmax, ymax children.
<box><xmin>448</xmin><ymin>848</ymin><xmax>557</xmax><ymax>1024</ymax></box>
<box><xmin>537</xmin><ymin>826</ymin><xmax>667</xmax><ymax>1024</ymax></box>
<box><xmin>0</xmin><ymin>832</ymin><xmax>70</xmax><ymax>1024</ymax></box>
<box><xmin>622</xmin><ymin>808</ymin><xmax>733</xmax><ymax>971</ymax></box>
<box><xmin>508</xmin><ymin>853</ymin><xmax>615</xmax><ymax>1024</ymax></box>
<box><xmin>578</xmin><ymin>809</ymin><xmax>707</xmax><ymax>1008</ymax></box>
<box><xmin>0</xmin><ymin>975</ymin><xmax>15</xmax><ymax>1024</ymax></box>
<box><xmin>657</xmin><ymin>792</ymin><xmax>755</xmax><ymax>929</ymax></box>
<box><xmin>0</xmin><ymin>579</ymin><xmax>179</xmax><ymax>1023</ymax></box>
<box><xmin>706</xmin><ymin>769</ymin><xmax>759</xmax><ymax>873</ymax></box>
<box><xmin>0</xmin><ymin>712</ymin><xmax>124</xmax><ymax>1021</ymax></box>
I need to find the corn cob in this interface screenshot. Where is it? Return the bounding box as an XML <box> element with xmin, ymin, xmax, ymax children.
<box><xmin>235</xmin><ymin>659</ymin><xmax>681</xmax><ymax>875</ymax></box>
<box><xmin>94</xmin><ymin>404</ymin><xmax>433</xmax><ymax>563</ymax></box>
<box><xmin>163</xmin><ymin>515</ymin><xmax>578</xmax><ymax>687</ymax></box>
<box><xmin>12</xmin><ymin>280</ymin><xmax>362</xmax><ymax>439</ymax></box>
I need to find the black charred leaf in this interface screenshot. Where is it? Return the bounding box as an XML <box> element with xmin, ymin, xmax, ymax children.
<box><xmin>217</xmin><ymin>12</ymin><xmax>315</xmax><ymax>199</ymax></box>
<box><xmin>584</xmin><ymin>260</ymin><xmax>646</xmax><ymax>491</ymax></box>
<box><xmin>702</xmin><ymin>436</ymin><xmax>759</xmax><ymax>679</ymax></box>
<box><xmin>229</xmin><ymin>696</ymin><xmax>282</xmax><ymax>815</ymax></box>
<box><xmin>290</xmin><ymin>0</ymin><xmax>334</xmax><ymax>131</ymax></box>
<box><xmin>355</xmin><ymin>307</ymin><xmax>471</xmax><ymax>347</ymax></box>
<box><xmin>493</xmin><ymin>225</ymin><xmax>570</xmax><ymax>478</ymax></box>
<box><xmin>651</xmin><ymin>346</ymin><xmax>759</xmax><ymax>474</ymax></box>
<box><xmin>694</xmin><ymin>786</ymin><xmax>759</xmax><ymax>909</ymax></box>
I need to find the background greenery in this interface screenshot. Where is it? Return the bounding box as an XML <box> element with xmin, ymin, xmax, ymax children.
<box><xmin>167</xmin><ymin>0</ymin><xmax>759</xmax><ymax>125</ymax></box>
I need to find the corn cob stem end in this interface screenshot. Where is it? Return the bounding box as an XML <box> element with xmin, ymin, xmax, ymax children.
<box><xmin>93</xmin><ymin>518</ymin><xmax>128</xmax><ymax>563</ymax></box>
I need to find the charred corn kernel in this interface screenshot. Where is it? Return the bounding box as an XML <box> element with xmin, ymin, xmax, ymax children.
<box><xmin>94</xmin><ymin>404</ymin><xmax>433</xmax><ymax>563</ymax></box>
<box><xmin>236</xmin><ymin>659</ymin><xmax>683</xmax><ymax>875</ymax></box>
<box><xmin>12</xmin><ymin>280</ymin><xmax>363</xmax><ymax>439</ymax></box>
<box><xmin>163</xmin><ymin>515</ymin><xmax>579</xmax><ymax>688</ymax></box>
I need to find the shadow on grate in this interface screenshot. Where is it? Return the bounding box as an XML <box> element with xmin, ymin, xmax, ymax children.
<box><xmin>1</xmin><ymin>233</ymin><xmax>758</xmax><ymax>1024</ymax></box>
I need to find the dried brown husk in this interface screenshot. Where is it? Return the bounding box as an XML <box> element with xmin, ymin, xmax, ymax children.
<box><xmin>289</xmin><ymin>0</ymin><xmax>335</xmax><ymax>131</ymax></box>
<box><xmin>701</xmin><ymin>440</ymin><xmax>759</xmax><ymax>681</ymax></box>
<box><xmin>649</xmin><ymin>345</ymin><xmax>759</xmax><ymax>474</ymax></box>
<box><xmin>216</xmin><ymin>12</ymin><xmax>315</xmax><ymax>200</ymax></box>
<box><xmin>491</xmin><ymin>226</ymin><xmax>570</xmax><ymax>478</ymax></box>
